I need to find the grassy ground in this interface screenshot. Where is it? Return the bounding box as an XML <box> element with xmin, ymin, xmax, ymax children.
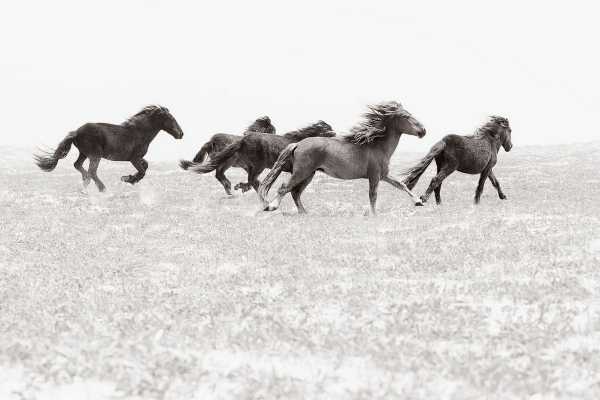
<box><xmin>1</xmin><ymin>142</ymin><xmax>599</xmax><ymax>399</ymax></box>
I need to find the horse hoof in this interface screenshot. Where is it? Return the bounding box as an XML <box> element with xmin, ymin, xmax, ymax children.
<box><xmin>415</xmin><ymin>201</ymin><xmax>424</xmax><ymax>207</ymax></box>
<box><xmin>500</xmin><ymin>195</ymin><xmax>507</xmax><ymax>200</ymax></box>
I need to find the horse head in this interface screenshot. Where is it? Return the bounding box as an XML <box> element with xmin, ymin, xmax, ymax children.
<box><xmin>244</xmin><ymin>116</ymin><xmax>277</xmax><ymax>135</ymax></box>
<box><xmin>153</xmin><ymin>106</ymin><xmax>184</xmax><ymax>139</ymax></box>
<box><xmin>491</xmin><ymin>116</ymin><xmax>512</xmax><ymax>152</ymax></box>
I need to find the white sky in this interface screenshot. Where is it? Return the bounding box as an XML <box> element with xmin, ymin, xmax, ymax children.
<box><xmin>1</xmin><ymin>1</ymin><xmax>598</xmax><ymax>160</ymax></box>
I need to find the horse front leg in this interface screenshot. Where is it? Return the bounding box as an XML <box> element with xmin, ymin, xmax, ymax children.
<box><xmin>368</xmin><ymin>175</ymin><xmax>380</xmax><ymax>215</ymax></box>
<box><xmin>234</xmin><ymin>167</ymin><xmax>262</xmax><ymax>193</ymax></box>
<box><xmin>474</xmin><ymin>168</ymin><xmax>491</xmax><ymax>204</ymax></box>
<box><xmin>382</xmin><ymin>175</ymin><xmax>424</xmax><ymax>206</ymax></box>
<box><xmin>488</xmin><ymin>170</ymin><xmax>507</xmax><ymax>200</ymax></box>
<box><xmin>122</xmin><ymin>158</ymin><xmax>148</xmax><ymax>184</ymax></box>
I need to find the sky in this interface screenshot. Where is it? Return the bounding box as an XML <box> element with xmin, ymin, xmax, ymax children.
<box><xmin>1</xmin><ymin>0</ymin><xmax>598</xmax><ymax>160</ymax></box>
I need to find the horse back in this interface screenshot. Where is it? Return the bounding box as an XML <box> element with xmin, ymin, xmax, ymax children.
<box><xmin>239</xmin><ymin>134</ymin><xmax>291</xmax><ymax>168</ymax></box>
<box><xmin>74</xmin><ymin>123</ymin><xmax>141</xmax><ymax>161</ymax></box>
<box><xmin>442</xmin><ymin>134</ymin><xmax>495</xmax><ymax>173</ymax></box>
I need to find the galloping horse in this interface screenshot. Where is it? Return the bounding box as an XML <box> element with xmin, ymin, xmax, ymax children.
<box><xmin>179</xmin><ymin>116</ymin><xmax>276</xmax><ymax>195</ymax></box>
<box><xmin>181</xmin><ymin>121</ymin><xmax>334</xmax><ymax>194</ymax></box>
<box><xmin>402</xmin><ymin>116</ymin><xmax>512</xmax><ymax>204</ymax></box>
<box><xmin>258</xmin><ymin>101</ymin><xmax>426</xmax><ymax>214</ymax></box>
<box><xmin>34</xmin><ymin>105</ymin><xmax>184</xmax><ymax>191</ymax></box>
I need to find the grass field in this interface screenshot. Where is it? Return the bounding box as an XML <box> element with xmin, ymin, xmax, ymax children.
<box><xmin>1</xmin><ymin>142</ymin><xmax>599</xmax><ymax>399</ymax></box>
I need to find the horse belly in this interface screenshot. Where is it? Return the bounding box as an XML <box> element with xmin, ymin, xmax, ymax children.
<box><xmin>457</xmin><ymin>157</ymin><xmax>489</xmax><ymax>174</ymax></box>
<box><xmin>320</xmin><ymin>158</ymin><xmax>365</xmax><ymax>179</ymax></box>
<box><xmin>455</xmin><ymin>143</ymin><xmax>491</xmax><ymax>174</ymax></box>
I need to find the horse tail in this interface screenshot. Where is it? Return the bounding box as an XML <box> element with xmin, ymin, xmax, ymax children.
<box><xmin>34</xmin><ymin>131</ymin><xmax>77</xmax><ymax>172</ymax></box>
<box><xmin>402</xmin><ymin>140</ymin><xmax>446</xmax><ymax>190</ymax></box>
<box><xmin>258</xmin><ymin>142</ymin><xmax>298</xmax><ymax>203</ymax></box>
<box><xmin>179</xmin><ymin>141</ymin><xmax>213</xmax><ymax>170</ymax></box>
<box><xmin>193</xmin><ymin>141</ymin><xmax>212</xmax><ymax>163</ymax></box>
<box><xmin>186</xmin><ymin>140</ymin><xmax>242</xmax><ymax>174</ymax></box>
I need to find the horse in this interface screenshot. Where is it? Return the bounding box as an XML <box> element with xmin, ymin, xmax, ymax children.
<box><xmin>34</xmin><ymin>105</ymin><xmax>184</xmax><ymax>191</ymax></box>
<box><xmin>179</xmin><ymin>116</ymin><xmax>276</xmax><ymax>195</ymax></box>
<box><xmin>181</xmin><ymin>120</ymin><xmax>334</xmax><ymax>194</ymax></box>
<box><xmin>258</xmin><ymin>101</ymin><xmax>426</xmax><ymax>214</ymax></box>
<box><xmin>402</xmin><ymin>116</ymin><xmax>512</xmax><ymax>204</ymax></box>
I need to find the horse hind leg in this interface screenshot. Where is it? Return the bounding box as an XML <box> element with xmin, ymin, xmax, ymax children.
<box><xmin>433</xmin><ymin>158</ymin><xmax>442</xmax><ymax>205</ymax></box>
<box><xmin>74</xmin><ymin>152</ymin><xmax>90</xmax><ymax>186</ymax></box>
<box><xmin>291</xmin><ymin>173</ymin><xmax>315</xmax><ymax>214</ymax></box>
<box><xmin>88</xmin><ymin>157</ymin><xmax>106</xmax><ymax>192</ymax></box>
<box><xmin>248</xmin><ymin>168</ymin><xmax>264</xmax><ymax>193</ymax></box>
<box><xmin>215</xmin><ymin>161</ymin><xmax>234</xmax><ymax>195</ymax></box>
<box><xmin>421</xmin><ymin>163</ymin><xmax>455</xmax><ymax>204</ymax></box>
<box><xmin>266</xmin><ymin>169</ymin><xmax>314</xmax><ymax>212</ymax></box>
<box><xmin>215</xmin><ymin>168</ymin><xmax>232</xmax><ymax>195</ymax></box>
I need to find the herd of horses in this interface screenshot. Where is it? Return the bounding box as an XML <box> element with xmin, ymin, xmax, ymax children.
<box><xmin>34</xmin><ymin>101</ymin><xmax>513</xmax><ymax>214</ymax></box>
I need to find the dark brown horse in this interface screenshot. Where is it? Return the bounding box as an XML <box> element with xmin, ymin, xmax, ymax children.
<box><xmin>402</xmin><ymin>116</ymin><xmax>512</xmax><ymax>204</ymax></box>
<box><xmin>34</xmin><ymin>105</ymin><xmax>184</xmax><ymax>191</ymax></box>
<box><xmin>179</xmin><ymin>116</ymin><xmax>276</xmax><ymax>194</ymax></box>
<box><xmin>259</xmin><ymin>101</ymin><xmax>426</xmax><ymax>214</ymax></box>
<box><xmin>181</xmin><ymin>120</ymin><xmax>334</xmax><ymax>194</ymax></box>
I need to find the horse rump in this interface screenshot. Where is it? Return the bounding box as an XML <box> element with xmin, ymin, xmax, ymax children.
<box><xmin>258</xmin><ymin>142</ymin><xmax>298</xmax><ymax>203</ymax></box>
<box><xmin>185</xmin><ymin>140</ymin><xmax>242</xmax><ymax>174</ymax></box>
<box><xmin>402</xmin><ymin>140</ymin><xmax>446</xmax><ymax>190</ymax></box>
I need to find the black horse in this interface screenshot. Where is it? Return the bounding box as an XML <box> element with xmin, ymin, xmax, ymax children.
<box><xmin>181</xmin><ymin>121</ymin><xmax>334</xmax><ymax>194</ymax></box>
<box><xmin>179</xmin><ymin>116</ymin><xmax>276</xmax><ymax>194</ymax></box>
<box><xmin>34</xmin><ymin>105</ymin><xmax>184</xmax><ymax>191</ymax></box>
<box><xmin>402</xmin><ymin>116</ymin><xmax>512</xmax><ymax>204</ymax></box>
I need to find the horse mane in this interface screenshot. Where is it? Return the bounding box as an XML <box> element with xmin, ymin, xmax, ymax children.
<box><xmin>283</xmin><ymin>120</ymin><xmax>332</xmax><ymax>141</ymax></box>
<box><xmin>243</xmin><ymin>116</ymin><xmax>276</xmax><ymax>135</ymax></box>
<box><xmin>343</xmin><ymin>101</ymin><xmax>411</xmax><ymax>145</ymax></box>
<box><xmin>122</xmin><ymin>105</ymin><xmax>168</xmax><ymax>127</ymax></box>
<box><xmin>473</xmin><ymin>116</ymin><xmax>509</xmax><ymax>139</ymax></box>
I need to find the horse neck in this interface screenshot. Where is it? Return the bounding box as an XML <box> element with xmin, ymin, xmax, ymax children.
<box><xmin>483</xmin><ymin>134</ymin><xmax>502</xmax><ymax>154</ymax></box>
<box><xmin>129</xmin><ymin>121</ymin><xmax>161</xmax><ymax>143</ymax></box>
<box><xmin>372</xmin><ymin>131</ymin><xmax>401</xmax><ymax>160</ymax></box>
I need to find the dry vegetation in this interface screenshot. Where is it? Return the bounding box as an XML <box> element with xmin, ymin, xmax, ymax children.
<box><xmin>1</xmin><ymin>142</ymin><xmax>599</xmax><ymax>399</ymax></box>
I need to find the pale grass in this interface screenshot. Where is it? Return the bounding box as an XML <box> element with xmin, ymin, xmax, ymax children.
<box><xmin>0</xmin><ymin>142</ymin><xmax>599</xmax><ymax>399</ymax></box>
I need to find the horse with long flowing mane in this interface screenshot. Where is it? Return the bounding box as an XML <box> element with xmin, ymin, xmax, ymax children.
<box><xmin>34</xmin><ymin>105</ymin><xmax>184</xmax><ymax>191</ymax></box>
<box><xmin>258</xmin><ymin>101</ymin><xmax>426</xmax><ymax>214</ymax></box>
<box><xmin>402</xmin><ymin>116</ymin><xmax>512</xmax><ymax>204</ymax></box>
<box><xmin>181</xmin><ymin>120</ymin><xmax>334</xmax><ymax>194</ymax></box>
<box><xmin>179</xmin><ymin>116</ymin><xmax>276</xmax><ymax>194</ymax></box>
